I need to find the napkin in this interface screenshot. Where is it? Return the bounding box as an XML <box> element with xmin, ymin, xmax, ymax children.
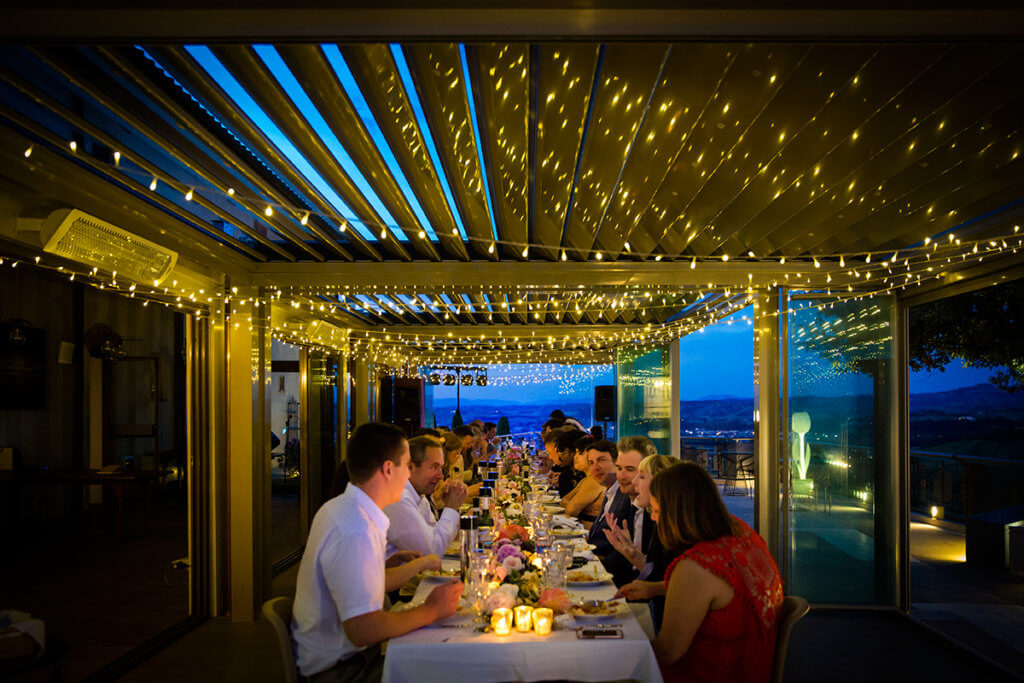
<box><xmin>553</xmin><ymin>515</ymin><xmax>582</xmax><ymax>529</ymax></box>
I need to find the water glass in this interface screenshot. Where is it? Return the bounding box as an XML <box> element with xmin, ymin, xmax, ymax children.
<box><xmin>542</xmin><ymin>548</ymin><xmax>566</xmax><ymax>590</ymax></box>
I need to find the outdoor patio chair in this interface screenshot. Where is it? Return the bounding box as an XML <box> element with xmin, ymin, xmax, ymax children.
<box><xmin>262</xmin><ymin>596</ymin><xmax>298</xmax><ymax>683</ymax></box>
<box><xmin>770</xmin><ymin>595</ymin><xmax>810</xmax><ymax>683</ymax></box>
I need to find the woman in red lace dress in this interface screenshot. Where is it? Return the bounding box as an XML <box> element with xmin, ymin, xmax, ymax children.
<box><xmin>649</xmin><ymin>463</ymin><xmax>784</xmax><ymax>683</ymax></box>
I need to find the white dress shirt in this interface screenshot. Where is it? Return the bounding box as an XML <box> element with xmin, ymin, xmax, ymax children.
<box><xmin>384</xmin><ymin>480</ymin><xmax>460</xmax><ymax>557</ymax></box>
<box><xmin>600</xmin><ymin>481</ymin><xmax>620</xmax><ymax>519</ymax></box>
<box><xmin>292</xmin><ymin>484</ymin><xmax>389</xmax><ymax>676</ymax></box>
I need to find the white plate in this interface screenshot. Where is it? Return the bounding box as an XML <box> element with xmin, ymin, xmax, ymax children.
<box><xmin>421</xmin><ymin>572</ymin><xmax>461</xmax><ymax>583</ymax></box>
<box><xmin>552</xmin><ymin>528</ymin><xmax>586</xmax><ymax>537</ymax></box>
<box><xmin>566</xmin><ymin>569</ymin><xmax>613</xmax><ymax>586</ymax></box>
<box><xmin>569</xmin><ymin>602</ymin><xmax>628</xmax><ymax>621</ymax></box>
<box><xmin>542</xmin><ymin>504</ymin><xmax>563</xmax><ymax>513</ymax></box>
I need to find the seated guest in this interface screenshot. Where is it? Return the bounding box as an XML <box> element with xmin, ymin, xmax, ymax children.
<box><xmin>452</xmin><ymin>425</ymin><xmax>477</xmax><ymax>472</ymax></box>
<box><xmin>649</xmin><ymin>463</ymin><xmax>783</xmax><ymax>683</ymax></box>
<box><xmin>384</xmin><ymin>435</ymin><xmax>467</xmax><ymax>557</ymax></box>
<box><xmin>597</xmin><ymin>436</ymin><xmax>652</xmax><ymax>586</ymax></box>
<box><xmin>436</xmin><ymin>431</ymin><xmax>480</xmax><ymax>508</ymax></box>
<box><xmin>584</xmin><ymin>439</ymin><xmax>628</xmax><ymax>558</ymax></box>
<box><xmin>542</xmin><ymin>426</ymin><xmax>566</xmax><ymax>489</ymax></box>
<box><xmin>605</xmin><ymin>454</ymin><xmax>678</xmax><ymax>628</ymax></box>
<box><xmin>560</xmin><ymin>441</ymin><xmax>606</xmax><ymax>529</ymax></box>
<box><xmin>414</xmin><ymin>427</ymin><xmax>442</xmax><ymax>438</ymax></box>
<box><xmin>292</xmin><ymin>422</ymin><xmax>463</xmax><ymax>682</ymax></box>
<box><xmin>553</xmin><ymin>428</ymin><xmax>586</xmax><ymax>498</ymax></box>
<box><xmin>483</xmin><ymin>421</ymin><xmax>498</xmax><ymax>456</ymax></box>
<box><xmin>541</xmin><ymin>416</ymin><xmax>565</xmax><ymax>439</ymax></box>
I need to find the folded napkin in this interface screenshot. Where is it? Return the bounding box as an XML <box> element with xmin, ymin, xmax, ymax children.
<box><xmin>553</xmin><ymin>515</ymin><xmax>582</xmax><ymax>529</ymax></box>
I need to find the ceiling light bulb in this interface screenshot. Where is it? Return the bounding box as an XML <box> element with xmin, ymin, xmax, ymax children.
<box><xmin>595</xmin><ymin>252</ymin><xmax>603</xmax><ymax>260</ymax></box>
<box><xmin>722</xmin><ymin>254</ymin><xmax>729</xmax><ymax>262</ymax></box>
<box><xmin>227</xmin><ymin>188</ymin><xmax>235</xmax><ymax>196</ymax></box>
<box><xmin>265</xmin><ymin>205</ymin><xmax>273</xmax><ymax>217</ymax></box>
<box><xmin>522</xmin><ymin>246</ymin><xmax>529</xmax><ymax>258</ymax></box>
<box><xmin>301</xmin><ymin>213</ymin><xmax>309</xmax><ymax>226</ymax></box>
<box><xmin>185</xmin><ymin>188</ymin><xmax>194</xmax><ymax>201</ymax></box>
<box><xmin>149</xmin><ymin>178</ymin><xmax>158</xmax><ymax>191</ymax></box>
<box><xmin>24</xmin><ymin>146</ymin><xmax>33</xmax><ymax>157</ymax></box>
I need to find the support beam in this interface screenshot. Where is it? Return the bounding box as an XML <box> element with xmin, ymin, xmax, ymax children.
<box><xmin>226</xmin><ymin>291</ymin><xmax>271</xmax><ymax>621</ymax></box>
<box><xmin>670</xmin><ymin>338</ymin><xmax>680</xmax><ymax>460</ymax></box>
<box><xmin>753</xmin><ymin>288</ymin><xmax>783</xmax><ymax>563</ymax></box>
<box><xmin>254</xmin><ymin>260</ymin><xmax>843</xmax><ymax>289</ymax></box>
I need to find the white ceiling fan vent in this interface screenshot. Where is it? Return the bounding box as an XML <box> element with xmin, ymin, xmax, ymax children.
<box><xmin>39</xmin><ymin>209</ymin><xmax>177</xmax><ymax>285</ymax></box>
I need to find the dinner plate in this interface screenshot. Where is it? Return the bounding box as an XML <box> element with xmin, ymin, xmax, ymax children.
<box><xmin>569</xmin><ymin>601</ymin><xmax>628</xmax><ymax>621</ymax></box>
<box><xmin>542</xmin><ymin>504</ymin><xmax>563</xmax><ymax>513</ymax></box>
<box><xmin>565</xmin><ymin>571</ymin><xmax>613</xmax><ymax>587</ymax></box>
<box><xmin>421</xmin><ymin>571</ymin><xmax>461</xmax><ymax>583</ymax></box>
<box><xmin>552</xmin><ymin>527</ymin><xmax>586</xmax><ymax>537</ymax></box>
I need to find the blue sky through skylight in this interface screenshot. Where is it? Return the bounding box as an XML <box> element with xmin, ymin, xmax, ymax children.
<box><xmin>253</xmin><ymin>45</ymin><xmax>407</xmax><ymax>241</ymax></box>
<box><xmin>320</xmin><ymin>45</ymin><xmax>440</xmax><ymax>243</ymax></box>
<box><xmin>390</xmin><ymin>44</ymin><xmax>469</xmax><ymax>242</ymax></box>
<box><xmin>185</xmin><ymin>45</ymin><xmax>377</xmax><ymax>242</ymax></box>
<box><xmin>458</xmin><ymin>43</ymin><xmax>500</xmax><ymax>242</ymax></box>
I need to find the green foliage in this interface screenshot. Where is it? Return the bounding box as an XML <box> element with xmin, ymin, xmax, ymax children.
<box><xmin>496</xmin><ymin>416</ymin><xmax>510</xmax><ymax>435</ymax></box>
<box><xmin>909</xmin><ymin>279</ymin><xmax>1024</xmax><ymax>393</ymax></box>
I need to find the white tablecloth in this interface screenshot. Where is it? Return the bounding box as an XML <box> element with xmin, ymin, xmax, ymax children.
<box><xmin>383</xmin><ymin>559</ymin><xmax>663</xmax><ymax>683</ymax></box>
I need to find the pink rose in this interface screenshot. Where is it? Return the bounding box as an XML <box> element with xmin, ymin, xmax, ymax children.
<box><xmin>483</xmin><ymin>583</ymin><xmax>518</xmax><ymax>612</ymax></box>
<box><xmin>537</xmin><ymin>588</ymin><xmax>572</xmax><ymax>614</ymax></box>
<box><xmin>502</xmin><ymin>555</ymin><xmax>524</xmax><ymax>573</ymax></box>
<box><xmin>493</xmin><ymin>564</ymin><xmax>508</xmax><ymax>581</ymax></box>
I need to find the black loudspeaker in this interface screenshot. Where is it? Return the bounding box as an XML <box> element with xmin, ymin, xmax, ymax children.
<box><xmin>380</xmin><ymin>376</ymin><xmax>424</xmax><ymax>437</ymax></box>
<box><xmin>594</xmin><ymin>385</ymin><xmax>615</xmax><ymax>422</ymax></box>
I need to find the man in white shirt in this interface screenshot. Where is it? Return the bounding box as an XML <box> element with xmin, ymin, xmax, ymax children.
<box><xmin>384</xmin><ymin>435</ymin><xmax>467</xmax><ymax>557</ymax></box>
<box><xmin>292</xmin><ymin>423</ymin><xmax>463</xmax><ymax>682</ymax></box>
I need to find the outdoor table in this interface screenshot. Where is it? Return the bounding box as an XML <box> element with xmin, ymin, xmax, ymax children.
<box><xmin>383</xmin><ymin>557</ymin><xmax>663</xmax><ymax>683</ymax></box>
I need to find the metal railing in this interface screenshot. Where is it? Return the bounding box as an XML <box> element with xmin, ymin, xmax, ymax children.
<box><xmin>682</xmin><ymin>436</ymin><xmax>1024</xmax><ymax>523</ymax></box>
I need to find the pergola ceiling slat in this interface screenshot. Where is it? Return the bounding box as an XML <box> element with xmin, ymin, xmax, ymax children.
<box><xmin>404</xmin><ymin>44</ymin><xmax>498</xmax><ymax>260</ymax></box>
<box><xmin>338</xmin><ymin>44</ymin><xmax>471</xmax><ymax>261</ymax></box>
<box><xmin>682</xmin><ymin>43</ymin><xmax>876</xmax><ymax>259</ymax></box>
<box><xmin>559</xmin><ymin>43</ymin><xmax>669</xmax><ymax>261</ymax></box>
<box><xmin>534</xmin><ymin>44</ymin><xmax>601</xmax><ymax>262</ymax></box>
<box><xmin>467</xmin><ymin>43</ymin><xmax>530</xmax><ymax>261</ymax></box>
<box><xmin>31</xmin><ymin>46</ymin><xmax>332</xmax><ymax>261</ymax></box>
<box><xmin>638</xmin><ymin>43</ymin><xmax>811</xmax><ymax>259</ymax></box>
<box><xmin>0</xmin><ymin>62</ymin><xmax>275</xmax><ymax>262</ymax></box>
<box><xmin>209</xmin><ymin>45</ymin><xmax>410</xmax><ymax>261</ymax></box>
<box><xmin>594</xmin><ymin>43</ymin><xmax>734</xmax><ymax>259</ymax></box>
<box><xmin>144</xmin><ymin>46</ymin><xmax>362</xmax><ymax>261</ymax></box>
<box><xmin>274</xmin><ymin>44</ymin><xmax>443</xmax><ymax>262</ymax></box>
<box><xmin>97</xmin><ymin>46</ymin><xmax>334</xmax><ymax>262</ymax></box>
<box><xmin>751</xmin><ymin>44</ymin><xmax>1021</xmax><ymax>259</ymax></box>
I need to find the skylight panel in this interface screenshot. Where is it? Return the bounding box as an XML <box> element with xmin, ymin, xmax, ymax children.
<box><xmin>184</xmin><ymin>45</ymin><xmax>377</xmax><ymax>242</ymax></box>
<box><xmin>356</xmin><ymin>294</ymin><xmax>384</xmax><ymax>314</ymax></box>
<box><xmin>253</xmin><ymin>45</ymin><xmax>407</xmax><ymax>241</ymax></box>
<box><xmin>320</xmin><ymin>45</ymin><xmax>440</xmax><ymax>243</ymax></box>
<box><xmin>460</xmin><ymin>293</ymin><xmax>476</xmax><ymax>313</ymax></box>
<box><xmin>458</xmin><ymin>43</ymin><xmax>500</xmax><ymax>242</ymax></box>
<box><xmin>418</xmin><ymin>293</ymin><xmax>441</xmax><ymax>313</ymax></box>
<box><xmin>390</xmin><ymin>44</ymin><xmax>469</xmax><ymax>241</ymax></box>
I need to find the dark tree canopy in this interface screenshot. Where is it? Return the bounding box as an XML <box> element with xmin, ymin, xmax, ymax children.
<box><xmin>496</xmin><ymin>416</ymin><xmax>510</xmax><ymax>435</ymax></box>
<box><xmin>909</xmin><ymin>278</ymin><xmax>1024</xmax><ymax>393</ymax></box>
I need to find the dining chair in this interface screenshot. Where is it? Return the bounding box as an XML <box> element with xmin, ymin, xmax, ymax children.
<box><xmin>770</xmin><ymin>595</ymin><xmax>810</xmax><ymax>683</ymax></box>
<box><xmin>262</xmin><ymin>596</ymin><xmax>299</xmax><ymax>683</ymax></box>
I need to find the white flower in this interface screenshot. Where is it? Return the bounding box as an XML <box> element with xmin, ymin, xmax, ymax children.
<box><xmin>502</xmin><ymin>555</ymin><xmax>524</xmax><ymax>573</ymax></box>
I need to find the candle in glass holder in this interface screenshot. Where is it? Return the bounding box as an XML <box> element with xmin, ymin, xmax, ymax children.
<box><xmin>514</xmin><ymin>605</ymin><xmax>533</xmax><ymax>632</ymax></box>
<box><xmin>532</xmin><ymin>607</ymin><xmax>553</xmax><ymax>635</ymax></box>
<box><xmin>491</xmin><ymin>608</ymin><xmax>513</xmax><ymax>636</ymax></box>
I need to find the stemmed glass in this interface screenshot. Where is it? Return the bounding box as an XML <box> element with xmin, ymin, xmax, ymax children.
<box><xmin>468</xmin><ymin>551</ymin><xmax>492</xmax><ymax>618</ymax></box>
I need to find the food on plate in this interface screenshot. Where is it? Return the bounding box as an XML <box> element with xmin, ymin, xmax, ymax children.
<box><xmin>422</xmin><ymin>568</ymin><xmax>460</xmax><ymax>578</ymax></box>
<box><xmin>569</xmin><ymin>600</ymin><xmax>627</xmax><ymax>617</ymax></box>
<box><xmin>566</xmin><ymin>566</ymin><xmax>610</xmax><ymax>583</ymax></box>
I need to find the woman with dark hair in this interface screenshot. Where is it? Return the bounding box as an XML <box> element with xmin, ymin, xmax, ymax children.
<box><xmin>559</xmin><ymin>440</ymin><xmax>605</xmax><ymax>529</ymax></box>
<box><xmin>648</xmin><ymin>462</ymin><xmax>783</xmax><ymax>683</ymax></box>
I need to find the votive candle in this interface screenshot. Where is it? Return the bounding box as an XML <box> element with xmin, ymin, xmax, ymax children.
<box><xmin>514</xmin><ymin>605</ymin><xmax>533</xmax><ymax>632</ymax></box>
<box><xmin>491</xmin><ymin>608</ymin><xmax>513</xmax><ymax>636</ymax></box>
<box><xmin>532</xmin><ymin>607</ymin><xmax>553</xmax><ymax>636</ymax></box>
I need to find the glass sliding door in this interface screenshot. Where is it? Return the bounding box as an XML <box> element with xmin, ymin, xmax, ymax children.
<box><xmin>616</xmin><ymin>343</ymin><xmax>672</xmax><ymax>455</ymax></box>
<box><xmin>784</xmin><ymin>292</ymin><xmax>900</xmax><ymax>605</ymax></box>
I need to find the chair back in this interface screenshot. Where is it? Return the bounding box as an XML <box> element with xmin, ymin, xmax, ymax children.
<box><xmin>262</xmin><ymin>596</ymin><xmax>299</xmax><ymax>683</ymax></box>
<box><xmin>771</xmin><ymin>595</ymin><xmax>809</xmax><ymax>683</ymax></box>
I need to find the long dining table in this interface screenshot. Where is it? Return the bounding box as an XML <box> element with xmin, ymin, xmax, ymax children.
<box><xmin>382</xmin><ymin>468</ymin><xmax>664</xmax><ymax>683</ymax></box>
